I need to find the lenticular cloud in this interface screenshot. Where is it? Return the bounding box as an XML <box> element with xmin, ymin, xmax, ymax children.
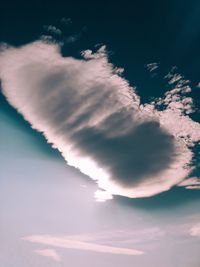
<box><xmin>0</xmin><ymin>41</ymin><xmax>200</xmax><ymax>200</ymax></box>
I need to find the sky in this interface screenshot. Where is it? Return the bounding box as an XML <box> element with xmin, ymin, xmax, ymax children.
<box><xmin>0</xmin><ymin>1</ymin><xmax>200</xmax><ymax>266</ymax></box>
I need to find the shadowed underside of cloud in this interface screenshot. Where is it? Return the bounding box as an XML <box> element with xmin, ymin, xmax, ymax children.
<box><xmin>0</xmin><ymin>41</ymin><xmax>200</xmax><ymax>200</ymax></box>
<box><xmin>73</xmin><ymin>122</ymin><xmax>175</xmax><ymax>187</ymax></box>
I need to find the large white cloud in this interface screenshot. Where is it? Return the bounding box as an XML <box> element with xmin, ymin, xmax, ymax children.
<box><xmin>0</xmin><ymin>41</ymin><xmax>200</xmax><ymax>200</ymax></box>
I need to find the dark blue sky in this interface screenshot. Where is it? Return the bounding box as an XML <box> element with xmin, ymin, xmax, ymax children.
<box><xmin>1</xmin><ymin>1</ymin><xmax>200</xmax><ymax>110</ymax></box>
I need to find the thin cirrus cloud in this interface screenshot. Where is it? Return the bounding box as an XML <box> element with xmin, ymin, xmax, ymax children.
<box><xmin>59</xmin><ymin>227</ymin><xmax>165</xmax><ymax>246</ymax></box>
<box><xmin>23</xmin><ymin>234</ymin><xmax>144</xmax><ymax>256</ymax></box>
<box><xmin>145</xmin><ymin>62</ymin><xmax>160</xmax><ymax>72</ymax></box>
<box><xmin>178</xmin><ymin>177</ymin><xmax>200</xmax><ymax>190</ymax></box>
<box><xmin>189</xmin><ymin>223</ymin><xmax>200</xmax><ymax>237</ymax></box>
<box><xmin>34</xmin><ymin>249</ymin><xmax>61</xmax><ymax>262</ymax></box>
<box><xmin>43</xmin><ymin>25</ymin><xmax>62</xmax><ymax>36</ymax></box>
<box><xmin>0</xmin><ymin>41</ymin><xmax>200</xmax><ymax>200</ymax></box>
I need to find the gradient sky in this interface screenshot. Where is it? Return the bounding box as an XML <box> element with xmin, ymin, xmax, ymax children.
<box><xmin>1</xmin><ymin>1</ymin><xmax>200</xmax><ymax>266</ymax></box>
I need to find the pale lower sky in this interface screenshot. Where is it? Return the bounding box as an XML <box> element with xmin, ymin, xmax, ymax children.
<box><xmin>1</xmin><ymin>104</ymin><xmax>200</xmax><ymax>267</ymax></box>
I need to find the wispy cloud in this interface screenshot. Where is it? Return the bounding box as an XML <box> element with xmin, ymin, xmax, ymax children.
<box><xmin>34</xmin><ymin>249</ymin><xmax>61</xmax><ymax>262</ymax></box>
<box><xmin>60</xmin><ymin>17</ymin><xmax>72</xmax><ymax>25</ymax></box>
<box><xmin>44</xmin><ymin>25</ymin><xmax>62</xmax><ymax>36</ymax></box>
<box><xmin>64</xmin><ymin>26</ymin><xmax>86</xmax><ymax>44</ymax></box>
<box><xmin>178</xmin><ymin>177</ymin><xmax>200</xmax><ymax>189</ymax></box>
<box><xmin>66</xmin><ymin>227</ymin><xmax>165</xmax><ymax>246</ymax></box>
<box><xmin>190</xmin><ymin>223</ymin><xmax>200</xmax><ymax>237</ymax></box>
<box><xmin>153</xmin><ymin>67</ymin><xmax>194</xmax><ymax>114</ymax></box>
<box><xmin>64</xmin><ymin>32</ymin><xmax>82</xmax><ymax>44</ymax></box>
<box><xmin>23</xmin><ymin>235</ymin><xmax>144</xmax><ymax>256</ymax></box>
<box><xmin>145</xmin><ymin>62</ymin><xmax>159</xmax><ymax>72</ymax></box>
<box><xmin>0</xmin><ymin>41</ymin><xmax>200</xmax><ymax>200</ymax></box>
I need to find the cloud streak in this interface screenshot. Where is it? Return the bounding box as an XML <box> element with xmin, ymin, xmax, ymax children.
<box><xmin>34</xmin><ymin>249</ymin><xmax>61</xmax><ymax>262</ymax></box>
<box><xmin>0</xmin><ymin>41</ymin><xmax>200</xmax><ymax>200</ymax></box>
<box><xmin>178</xmin><ymin>177</ymin><xmax>200</xmax><ymax>189</ymax></box>
<box><xmin>23</xmin><ymin>235</ymin><xmax>143</xmax><ymax>256</ymax></box>
<box><xmin>190</xmin><ymin>223</ymin><xmax>200</xmax><ymax>237</ymax></box>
